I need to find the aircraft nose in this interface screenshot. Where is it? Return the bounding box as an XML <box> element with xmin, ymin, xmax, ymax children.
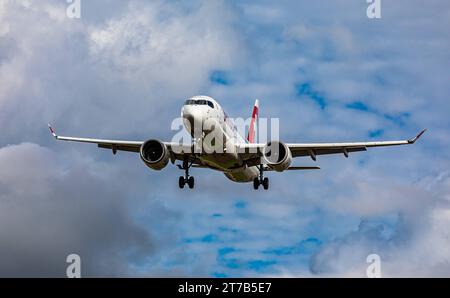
<box><xmin>183</xmin><ymin>107</ymin><xmax>203</xmax><ymax>136</ymax></box>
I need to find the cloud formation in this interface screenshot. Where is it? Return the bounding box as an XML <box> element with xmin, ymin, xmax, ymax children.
<box><xmin>311</xmin><ymin>171</ymin><xmax>450</xmax><ymax>277</ymax></box>
<box><xmin>0</xmin><ymin>143</ymin><xmax>155</xmax><ymax>277</ymax></box>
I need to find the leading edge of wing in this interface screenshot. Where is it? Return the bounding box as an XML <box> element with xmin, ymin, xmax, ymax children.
<box><xmin>48</xmin><ymin>123</ymin><xmax>143</xmax><ymax>146</ymax></box>
<box><xmin>236</xmin><ymin>129</ymin><xmax>427</xmax><ymax>151</ymax></box>
<box><xmin>286</xmin><ymin>129</ymin><xmax>427</xmax><ymax>149</ymax></box>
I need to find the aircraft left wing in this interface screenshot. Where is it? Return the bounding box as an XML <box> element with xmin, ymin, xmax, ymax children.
<box><xmin>287</xmin><ymin>129</ymin><xmax>427</xmax><ymax>159</ymax></box>
<box><xmin>238</xmin><ymin>129</ymin><xmax>426</xmax><ymax>162</ymax></box>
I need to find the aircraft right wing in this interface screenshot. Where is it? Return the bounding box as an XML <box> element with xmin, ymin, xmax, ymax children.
<box><xmin>48</xmin><ymin>124</ymin><xmax>197</xmax><ymax>163</ymax></box>
<box><xmin>48</xmin><ymin>124</ymin><xmax>143</xmax><ymax>153</ymax></box>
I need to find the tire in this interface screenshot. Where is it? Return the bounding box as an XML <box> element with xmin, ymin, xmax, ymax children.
<box><xmin>188</xmin><ymin>176</ymin><xmax>195</xmax><ymax>189</ymax></box>
<box><xmin>179</xmin><ymin>176</ymin><xmax>185</xmax><ymax>189</ymax></box>
<box><xmin>263</xmin><ymin>177</ymin><xmax>269</xmax><ymax>190</ymax></box>
<box><xmin>253</xmin><ymin>178</ymin><xmax>260</xmax><ymax>190</ymax></box>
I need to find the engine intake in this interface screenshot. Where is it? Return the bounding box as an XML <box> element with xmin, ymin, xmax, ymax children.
<box><xmin>140</xmin><ymin>140</ymin><xmax>169</xmax><ymax>170</ymax></box>
<box><xmin>262</xmin><ymin>141</ymin><xmax>292</xmax><ymax>172</ymax></box>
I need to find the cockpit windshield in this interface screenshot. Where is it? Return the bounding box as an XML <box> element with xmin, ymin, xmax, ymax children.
<box><xmin>184</xmin><ymin>99</ymin><xmax>214</xmax><ymax>109</ymax></box>
<box><xmin>185</xmin><ymin>99</ymin><xmax>196</xmax><ymax>105</ymax></box>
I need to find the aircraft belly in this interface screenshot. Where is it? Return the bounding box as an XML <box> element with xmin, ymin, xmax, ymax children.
<box><xmin>196</xmin><ymin>119</ymin><xmax>260</xmax><ymax>182</ymax></box>
<box><xmin>198</xmin><ymin>154</ymin><xmax>258</xmax><ymax>183</ymax></box>
<box><xmin>200</xmin><ymin>154</ymin><xmax>239</xmax><ymax>169</ymax></box>
<box><xmin>224</xmin><ymin>166</ymin><xmax>259</xmax><ymax>183</ymax></box>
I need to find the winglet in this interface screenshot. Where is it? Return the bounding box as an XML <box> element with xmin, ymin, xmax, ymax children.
<box><xmin>408</xmin><ymin>129</ymin><xmax>427</xmax><ymax>144</ymax></box>
<box><xmin>48</xmin><ymin>123</ymin><xmax>58</xmax><ymax>139</ymax></box>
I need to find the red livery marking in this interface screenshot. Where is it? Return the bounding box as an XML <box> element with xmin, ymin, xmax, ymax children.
<box><xmin>247</xmin><ymin>101</ymin><xmax>259</xmax><ymax>143</ymax></box>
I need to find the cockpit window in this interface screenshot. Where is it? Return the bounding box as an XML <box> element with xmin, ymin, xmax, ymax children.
<box><xmin>185</xmin><ymin>99</ymin><xmax>196</xmax><ymax>105</ymax></box>
<box><xmin>184</xmin><ymin>99</ymin><xmax>214</xmax><ymax>109</ymax></box>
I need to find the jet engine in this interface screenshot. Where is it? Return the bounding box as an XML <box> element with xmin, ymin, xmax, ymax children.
<box><xmin>140</xmin><ymin>139</ymin><xmax>170</xmax><ymax>170</ymax></box>
<box><xmin>262</xmin><ymin>141</ymin><xmax>292</xmax><ymax>172</ymax></box>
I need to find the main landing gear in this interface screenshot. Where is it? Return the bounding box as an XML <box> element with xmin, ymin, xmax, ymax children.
<box><xmin>253</xmin><ymin>165</ymin><xmax>269</xmax><ymax>190</ymax></box>
<box><xmin>178</xmin><ymin>158</ymin><xmax>195</xmax><ymax>189</ymax></box>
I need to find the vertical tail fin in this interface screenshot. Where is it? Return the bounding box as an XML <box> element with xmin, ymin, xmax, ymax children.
<box><xmin>247</xmin><ymin>99</ymin><xmax>259</xmax><ymax>143</ymax></box>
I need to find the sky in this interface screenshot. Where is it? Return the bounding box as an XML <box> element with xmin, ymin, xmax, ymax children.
<box><xmin>0</xmin><ymin>0</ymin><xmax>449</xmax><ymax>277</ymax></box>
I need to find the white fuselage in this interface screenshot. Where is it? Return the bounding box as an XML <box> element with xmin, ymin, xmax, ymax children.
<box><xmin>181</xmin><ymin>96</ymin><xmax>259</xmax><ymax>182</ymax></box>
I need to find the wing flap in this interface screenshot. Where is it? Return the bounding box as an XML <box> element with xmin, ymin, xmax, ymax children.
<box><xmin>97</xmin><ymin>143</ymin><xmax>141</xmax><ymax>153</ymax></box>
<box><xmin>290</xmin><ymin>146</ymin><xmax>367</xmax><ymax>158</ymax></box>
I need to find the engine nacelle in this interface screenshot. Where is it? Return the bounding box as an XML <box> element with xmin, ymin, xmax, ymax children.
<box><xmin>140</xmin><ymin>139</ymin><xmax>170</xmax><ymax>171</ymax></box>
<box><xmin>262</xmin><ymin>141</ymin><xmax>292</xmax><ymax>172</ymax></box>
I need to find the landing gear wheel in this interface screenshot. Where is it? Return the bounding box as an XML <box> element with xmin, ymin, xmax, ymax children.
<box><xmin>188</xmin><ymin>176</ymin><xmax>195</xmax><ymax>189</ymax></box>
<box><xmin>262</xmin><ymin>177</ymin><xmax>269</xmax><ymax>190</ymax></box>
<box><xmin>253</xmin><ymin>164</ymin><xmax>269</xmax><ymax>190</ymax></box>
<box><xmin>179</xmin><ymin>176</ymin><xmax>185</xmax><ymax>189</ymax></box>
<box><xmin>178</xmin><ymin>157</ymin><xmax>195</xmax><ymax>189</ymax></box>
<box><xmin>253</xmin><ymin>178</ymin><xmax>260</xmax><ymax>190</ymax></box>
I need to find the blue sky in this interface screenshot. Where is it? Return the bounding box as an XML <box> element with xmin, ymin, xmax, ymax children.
<box><xmin>0</xmin><ymin>0</ymin><xmax>449</xmax><ymax>277</ymax></box>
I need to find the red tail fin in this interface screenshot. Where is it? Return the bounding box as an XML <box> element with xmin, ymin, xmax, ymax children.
<box><xmin>247</xmin><ymin>99</ymin><xmax>259</xmax><ymax>143</ymax></box>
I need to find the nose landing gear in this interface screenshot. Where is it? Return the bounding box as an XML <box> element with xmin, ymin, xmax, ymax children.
<box><xmin>253</xmin><ymin>165</ymin><xmax>269</xmax><ymax>190</ymax></box>
<box><xmin>178</xmin><ymin>158</ymin><xmax>195</xmax><ymax>189</ymax></box>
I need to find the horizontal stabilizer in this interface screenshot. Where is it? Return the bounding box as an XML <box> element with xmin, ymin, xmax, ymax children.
<box><xmin>264</xmin><ymin>166</ymin><xmax>321</xmax><ymax>171</ymax></box>
<box><xmin>286</xmin><ymin>166</ymin><xmax>321</xmax><ymax>170</ymax></box>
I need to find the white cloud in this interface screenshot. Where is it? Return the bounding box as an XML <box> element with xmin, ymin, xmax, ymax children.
<box><xmin>310</xmin><ymin>171</ymin><xmax>450</xmax><ymax>277</ymax></box>
<box><xmin>0</xmin><ymin>143</ymin><xmax>161</xmax><ymax>277</ymax></box>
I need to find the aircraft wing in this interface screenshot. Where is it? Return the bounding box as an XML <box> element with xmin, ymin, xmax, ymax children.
<box><xmin>48</xmin><ymin>124</ymin><xmax>193</xmax><ymax>161</ymax></box>
<box><xmin>48</xmin><ymin>124</ymin><xmax>144</xmax><ymax>153</ymax></box>
<box><xmin>49</xmin><ymin>123</ymin><xmax>426</xmax><ymax>164</ymax></box>
<box><xmin>238</xmin><ymin>129</ymin><xmax>426</xmax><ymax>162</ymax></box>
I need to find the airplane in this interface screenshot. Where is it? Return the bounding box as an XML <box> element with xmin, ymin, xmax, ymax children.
<box><xmin>48</xmin><ymin>95</ymin><xmax>426</xmax><ymax>190</ymax></box>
